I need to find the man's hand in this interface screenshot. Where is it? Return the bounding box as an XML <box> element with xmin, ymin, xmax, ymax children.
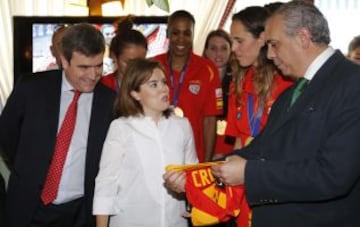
<box><xmin>163</xmin><ymin>170</ymin><xmax>186</xmax><ymax>193</ymax></box>
<box><xmin>211</xmin><ymin>155</ymin><xmax>247</xmax><ymax>185</ymax></box>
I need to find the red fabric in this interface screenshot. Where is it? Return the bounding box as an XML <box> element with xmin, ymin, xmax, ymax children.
<box><xmin>226</xmin><ymin>67</ymin><xmax>293</xmax><ymax>145</ymax></box>
<box><xmin>214</xmin><ymin>134</ymin><xmax>234</xmax><ymax>155</ymax></box>
<box><xmin>236</xmin><ymin>195</ymin><xmax>251</xmax><ymax>227</ymax></box>
<box><xmin>101</xmin><ymin>73</ymin><xmax>117</xmax><ymax>91</ymax></box>
<box><xmin>224</xmin><ymin>67</ymin><xmax>293</xmax><ymax>226</ymax></box>
<box><xmin>41</xmin><ymin>91</ymin><xmax>81</xmax><ymax>205</ymax></box>
<box><xmin>154</xmin><ymin>53</ymin><xmax>223</xmax><ymax>162</ymax></box>
<box><xmin>184</xmin><ymin>165</ymin><xmax>244</xmax><ymax>226</ymax></box>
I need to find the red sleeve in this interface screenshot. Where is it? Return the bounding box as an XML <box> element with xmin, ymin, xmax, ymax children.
<box><xmin>271</xmin><ymin>74</ymin><xmax>294</xmax><ymax>98</ymax></box>
<box><xmin>225</xmin><ymin>91</ymin><xmax>240</xmax><ymax>137</ymax></box>
<box><xmin>203</xmin><ymin>60</ymin><xmax>223</xmax><ymax>116</ymax></box>
<box><xmin>101</xmin><ymin>74</ymin><xmax>116</xmax><ymax>91</ymax></box>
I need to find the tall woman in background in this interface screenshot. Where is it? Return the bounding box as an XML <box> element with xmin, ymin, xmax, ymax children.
<box><xmin>226</xmin><ymin>6</ymin><xmax>293</xmax><ymax>150</ymax></box>
<box><xmin>203</xmin><ymin>29</ymin><xmax>235</xmax><ymax>160</ymax></box>
<box><xmin>102</xmin><ymin>17</ymin><xmax>148</xmax><ymax>92</ymax></box>
<box><xmin>154</xmin><ymin>10</ymin><xmax>223</xmax><ymax>162</ymax></box>
<box><xmin>225</xmin><ymin>6</ymin><xmax>293</xmax><ymax>226</ymax></box>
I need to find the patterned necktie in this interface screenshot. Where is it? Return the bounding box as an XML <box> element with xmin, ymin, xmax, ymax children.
<box><xmin>41</xmin><ymin>91</ymin><xmax>81</xmax><ymax>205</ymax></box>
<box><xmin>290</xmin><ymin>78</ymin><xmax>308</xmax><ymax>107</ymax></box>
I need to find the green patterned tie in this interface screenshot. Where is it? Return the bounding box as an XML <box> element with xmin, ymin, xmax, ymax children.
<box><xmin>290</xmin><ymin>78</ymin><xmax>308</xmax><ymax>107</ymax></box>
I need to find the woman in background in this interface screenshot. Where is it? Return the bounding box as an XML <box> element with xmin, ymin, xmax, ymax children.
<box><xmin>225</xmin><ymin>6</ymin><xmax>293</xmax><ymax>226</ymax></box>
<box><xmin>203</xmin><ymin>29</ymin><xmax>235</xmax><ymax>160</ymax></box>
<box><xmin>226</xmin><ymin>6</ymin><xmax>293</xmax><ymax>150</ymax></box>
<box><xmin>347</xmin><ymin>35</ymin><xmax>360</xmax><ymax>64</ymax></box>
<box><xmin>153</xmin><ymin>10</ymin><xmax>223</xmax><ymax>162</ymax></box>
<box><xmin>93</xmin><ymin>59</ymin><xmax>198</xmax><ymax>227</ymax></box>
<box><xmin>102</xmin><ymin>16</ymin><xmax>148</xmax><ymax>92</ymax></box>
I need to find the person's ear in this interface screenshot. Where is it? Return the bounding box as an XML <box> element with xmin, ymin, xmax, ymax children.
<box><xmin>130</xmin><ymin>90</ymin><xmax>141</xmax><ymax>101</ymax></box>
<box><xmin>258</xmin><ymin>31</ymin><xmax>266</xmax><ymax>47</ymax></box>
<box><xmin>50</xmin><ymin>45</ymin><xmax>55</xmax><ymax>57</ymax></box>
<box><xmin>297</xmin><ymin>27</ymin><xmax>311</xmax><ymax>48</ymax></box>
<box><xmin>59</xmin><ymin>54</ymin><xmax>69</xmax><ymax>69</ymax></box>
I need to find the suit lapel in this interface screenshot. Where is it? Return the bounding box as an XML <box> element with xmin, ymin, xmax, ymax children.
<box><xmin>85</xmin><ymin>84</ymin><xmax>115</xmax><ymax>176</ymax></box>
<box><xmin>269</xmin><ymin>51</ymin><xmax>344</xmax><ymax>134</ymax></box>
<box><xmin>86</xmin><ymin>85</ymin><xmax>101</xmax><ymax>162</ymax></box>
<box><xmin>44</xmin><ymin>71</ymin><xmax>63</xmax><ymax>147</ymax></box>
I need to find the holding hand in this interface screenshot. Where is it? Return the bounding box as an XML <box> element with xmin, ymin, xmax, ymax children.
<box><xmin>211</xmin><ymin>155</ymin><xmax>247</xmax><ymax>185</ymax></box>
<box><xmin>163</xmin><ymin>170</ymin><xmax>186</xmax><ymax>193</ymax></box>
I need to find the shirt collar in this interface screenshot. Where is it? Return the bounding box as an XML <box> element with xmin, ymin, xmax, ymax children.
<box><xmin>61</xmin><ymin>72</ymin><xmax>75</xmax><ymax>92</ymax></box>
<box><xmin>303</xmin><ymin>46</ymin><xmax>335</xmax><ymax>81</ymax></box>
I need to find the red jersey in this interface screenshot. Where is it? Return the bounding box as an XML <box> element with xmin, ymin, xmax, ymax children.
<box><xmin>101</xmin><ymin>73</ymin><xmax>118</xmax><ymax>92</ymax></box>
<box><xmin>225</xmin><ymin>67</ymin><xmax>293</xmax><ymax>227</ymax></box>
<box><xmin>166</xmin><ymin>162</ymin><xmax>243</xmax><ymax>226</ymax></box>
<box><xmin>214</xmin><ymin>67</ymin><xmax>235</xmax><ymax>156</ymax></box>
<box><xmin>154</xmin><ymin>53</ymin><xmax>223</xmax><ymax>162</ymax></box>
<box><xmin>226</xmin><ymin>66</ymin><xmax>293</xmax><ymax>146</ymax></box>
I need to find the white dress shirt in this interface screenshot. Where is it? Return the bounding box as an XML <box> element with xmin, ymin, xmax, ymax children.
<box><xmin>304</xmin><ymin>47</ymin><xmax>335</xmax><ymax>81</ymax></box>
<box><xmin>54</xmin><ymin>73</ymin><xmax>93</xmax><ymax>204</ymax></box>
<box><xmin>93</xmin><ymin>115</ymin><xmax>198</xmax><ymax>227</ymax></box>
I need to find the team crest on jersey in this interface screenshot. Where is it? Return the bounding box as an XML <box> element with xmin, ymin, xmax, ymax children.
<box><xmin>189</xmin><ymin>84</ymin><xmax>201</xmax><ymax>94</ymax></box>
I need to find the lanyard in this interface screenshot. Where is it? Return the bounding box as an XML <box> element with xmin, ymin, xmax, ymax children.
<box><xmin>247</xmin><ymin>94</ymin><xmax>263</xmax><ymax>137</ymax></box>
<box><xmin>167</xmin><ymin>55</ymin><xmax>190</xmax><ymax>107</ymax></box>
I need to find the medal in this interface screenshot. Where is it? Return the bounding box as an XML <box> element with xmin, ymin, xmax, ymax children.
<box><xmin>174</xmin><ymin>106</ymin><xmax>184</xmax><ymax>117</ymax></box>
<box><xmin>216</xmin><ymin>120</ymin><xmax>227</xmax><ymax>135</ymax></box>
<box><xmin>245</xmin><ymin>136</ymin><xmax>253</xmax><ymax>146</ymax></box>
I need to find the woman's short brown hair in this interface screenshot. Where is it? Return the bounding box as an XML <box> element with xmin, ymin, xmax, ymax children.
<box><xmin>114</xmin><ymin>58</ymin><xmax>171</xmax><ymax>118</ymax></box>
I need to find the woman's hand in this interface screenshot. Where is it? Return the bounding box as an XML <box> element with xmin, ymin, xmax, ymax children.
<box><xmin>163</xmin><ymin>170</ymin><xmax>186</xmax><ymax>193</ymax></box>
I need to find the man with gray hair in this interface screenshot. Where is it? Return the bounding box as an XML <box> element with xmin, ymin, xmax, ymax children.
<box><xmin>211</xmin><ymin>1</ymin><xmax>360</xmax><ymax>226</ymax></box>
<box><xmin>163</xmin><ymin>1</ymin><xmax>360</xmax><ymax>226</ymax></box>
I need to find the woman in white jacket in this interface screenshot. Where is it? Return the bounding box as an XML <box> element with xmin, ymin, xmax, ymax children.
<box><xmin>93</xmin><ymin>58</ymin><xmax>198</xmax><ymax>227</ymax></box>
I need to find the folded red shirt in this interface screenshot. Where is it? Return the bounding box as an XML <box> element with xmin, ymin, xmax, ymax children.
<box><xmin>166</xmin><ymin>162</ymin><xmax>250</xmax><ymax>226</ymax></box>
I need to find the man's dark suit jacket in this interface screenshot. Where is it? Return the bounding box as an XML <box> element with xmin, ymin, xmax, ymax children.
<box><xmin>0</xmin><ymin>70</ymin><xmax>116</xmax><ymax>227</ymax></box>
<box><xmin>235</xmin><ymin>51</ymin><xmax>360</xmax><ymax>226</ymax></box>
<box><xmin>0</xmin><ymin>173</ymin><xmax>5</xmax><ymax>227</ymax></box>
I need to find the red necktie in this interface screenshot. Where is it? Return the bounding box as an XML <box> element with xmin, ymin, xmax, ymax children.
<box><xmin>41</xmin><ymin>91</ymin><xmax>81</xmax><ymax>205</ymax></box>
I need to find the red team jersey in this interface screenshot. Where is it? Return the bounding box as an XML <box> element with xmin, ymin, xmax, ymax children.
<box><xmin>101</xmin><ymin>73</ymin><xmax>117</xmax><ymax>91</ymax></box>
<box><xmin>226</xmin><ymin>67</ymin><xmax>293</xmax><ymax>145</ymax></box>
<box><xmin>166</xmin><ymin>162</ymin><xmax>244</xmax><ymax>226</ymax></box>
<box><xmin>154</xmin><ymin>53</ymin><xmax>223</xmax><ymax>162</ymax></box>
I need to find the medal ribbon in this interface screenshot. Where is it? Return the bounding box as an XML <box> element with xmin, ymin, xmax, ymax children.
<box><xmin>247</xmin><ymin>94</ymin><xmax>263</xmax><ymax>137</ymax></box>
<box><xmin>168</xmin><ymin>54</ymin><xmax>190</xmax><ymax>107</ymax></box>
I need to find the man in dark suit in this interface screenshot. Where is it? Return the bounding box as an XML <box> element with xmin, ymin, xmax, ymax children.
<box><xmin>164</xmin><ymin>1</ymin><xmax>360</xmax><ymax>226</ymax></box>
<box><xmin>211</xmin><ymin>1</ymin><xmax>360</xmax><ymax>226</ymax></box>
<box><xmin>0</xmin><ymin>173</ymin><xmax>5</xmax><ymax>227</ymax></box>
<box><xmin>0</xmin><ymin>23</ymin><xmax>115</xmax><ymax>227</ymax></box>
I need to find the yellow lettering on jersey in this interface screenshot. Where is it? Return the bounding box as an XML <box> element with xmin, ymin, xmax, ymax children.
<box><xmin>192</xmin><ymin>168</ymin><xmax>215</xmax><ymax>187</ymax></box>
